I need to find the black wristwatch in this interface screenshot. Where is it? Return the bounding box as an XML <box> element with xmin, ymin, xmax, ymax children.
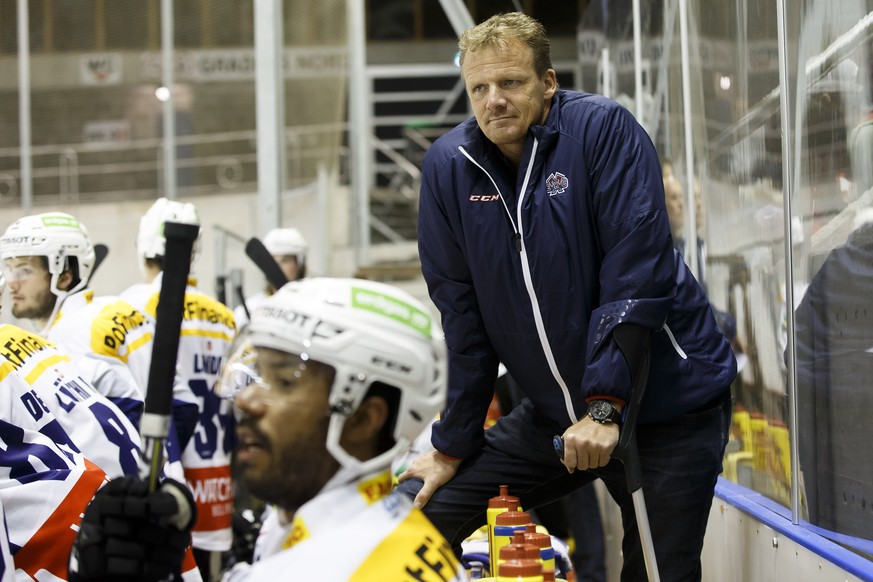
<box><xmin>587</xmin><ymin>399</ymin><xmax>622</xmax><ymax>425</ymax></box>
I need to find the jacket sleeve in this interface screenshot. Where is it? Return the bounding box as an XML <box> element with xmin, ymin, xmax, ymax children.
<box><xmin>418</xmin><ymin>151</ymin><xmax>500</xmax><ymax>459</ymax></box>
<box><xmin>581</xmin><ymin>103</ymin><xmax>677</xmax><ymax>402</ymax></box>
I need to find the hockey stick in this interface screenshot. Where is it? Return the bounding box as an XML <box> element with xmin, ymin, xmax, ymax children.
<box><xmin>140</xmin><ymin>221</ymin><xmax>201</xmax><ymax>492</ymax></box>
<box><xmin>215</xmin><ymin>274</ymin><xmax>228</xmax><ymax>306</ymax></box>
<box><xmin>554</xmin><ymin>325</ymin><xmax>660</xmax><ymax>581</ymax></box>
<box><xmin>244</xmin><ymin>237</ymin><xmax>288</xmax><ymax>290</ymax></box>
<box><xmin>230</xmin><ymin>268</ymin><xmax>250</xmax><ymax>321</ymax></box>
<box><xmin>86</xmin><ymin>243</ymin><xmax>109</xmax><ymax>286</ymax></box>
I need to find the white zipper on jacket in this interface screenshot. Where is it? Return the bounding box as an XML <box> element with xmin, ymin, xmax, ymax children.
<box><xmin>661</xmin><ymin>323</ymin><xmax>688</xmax><ymax>359</ymax></box>
<box><xmin>459</xmin><ymin>142</ymin><xmax>579</xmax><ymax>424</ymax></box>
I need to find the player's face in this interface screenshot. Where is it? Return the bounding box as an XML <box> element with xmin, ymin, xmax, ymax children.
<box><xmin>3</xmin><ymin>257</ymin><xmax>56</xmax><ymax>320</ymax></box>
<box><xmin>664</xmin><ymin>177</ymin><xmax>685</xmax><ymax>236</ymax></box>
<box><xmin>233</xmin><ymin>347</ymin><xmax>339</xmax><ymax>512</ymax></box>
<box><xmin>273</xmin><ymin>254</ymin><xmax>301</xmax><ymax>282</ymax></box>
<box><xmin>462</xmin><ymin>39</ymin><xmax>556</xmax><ymax>163</ymax></box>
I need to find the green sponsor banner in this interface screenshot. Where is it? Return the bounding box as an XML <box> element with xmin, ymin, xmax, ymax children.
<box><xmin>41</xmin><ymin>215</ymin><xmax>80</xmax><ymax>229</ymax></box>
<box><xmin>352</xmin><ymin>287</ymin><xmax>431</xmax><ymax>338</ymax></box>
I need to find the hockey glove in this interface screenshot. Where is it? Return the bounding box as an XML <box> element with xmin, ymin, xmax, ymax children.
<box><xmin>69</xmin><ymin>476</ymin><xmax>196</xmax><ymax>582</ymax></box>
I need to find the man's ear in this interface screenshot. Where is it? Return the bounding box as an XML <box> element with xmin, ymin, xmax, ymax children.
<box><xmin>56</xmin><ymin>269</ymin><xmax>75</xmax><ymax>292</ymax></box>
<box><xmin>543</xmin><ymin>69</ymin><xmax>558</xmax><ymax>100</ymax></box>
<box><xmin>341</xmin><ymin>396</ymin><xmax>389</xmax><ymax>449</ymax></box>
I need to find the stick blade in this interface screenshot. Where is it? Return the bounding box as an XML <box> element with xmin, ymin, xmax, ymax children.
<box><xmin>244</xmin><ymin>237</ymin><xmax>289</xmax><ymax>290</ymax></box>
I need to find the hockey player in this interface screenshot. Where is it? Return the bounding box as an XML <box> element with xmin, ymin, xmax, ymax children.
<box><xmin>0</xmin><ymin>274</ymin><xmax>148</xmax><ymax>579</ymax></box>
<box><xmin>0</xmin><ymin>212</ymin><xmax>199</xmax><ymax>480</ymax></box>
<box><xmin>0</xmin><ymin>244</ymin><xmax>144</xmax><ymax>480</ymax></box>
<box><xmin>0</xmin><ymin>273</ymin><xmax>200</xmax><ymax>580</ymax></box>
<box><xmin>0</xmin><ymin>397</ymin><xmax>111</xmax><ymax>580</ymax></box>
<box><xmin>0</xmin><ymin>213</ymin><xmax>148</xmax><ymax>425</ymax></box>
<box><xmin>121</xmin><ymin>198</ymin><xmax>236</xmax><ymax>581</ymax></box>
<box><xmin>70</xmin><ymin>277</ymin><xmax>466</xmax><ymax>581</ymax></box>
<box><xmin>233</xmin><ymin>227</ymin><xmax>307</xmax><ymax>327</ymax></box>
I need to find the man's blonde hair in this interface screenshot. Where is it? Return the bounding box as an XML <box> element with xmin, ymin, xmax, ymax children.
<box><xmin>459</xmin><ymin>12</ymin><xmax>553</xmax><ymax>77</ymax></box>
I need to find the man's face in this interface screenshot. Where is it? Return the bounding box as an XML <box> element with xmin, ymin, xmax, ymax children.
<box><xmin>462</xmin><ymin>40</ymin><xmax>557</xmax><ymax>159</ymax></box>
<box><xmin>233</xmin><ymin>347</ymin><xmax>339</xmax><ymax>511</ymax></box>
<box><xmin>273</xmin><ymin>254</ymin><xmax>301</xmax><ymax>283</ymax></box>
<box><xmin>663</xmin><ymin>177</ymin><xmax>685</xmax><ymax>236</ymax></box>
<box><xmin>3</xmin><ymin>257</ymin><xmax>56</xmax><ymax>320</ymax></box>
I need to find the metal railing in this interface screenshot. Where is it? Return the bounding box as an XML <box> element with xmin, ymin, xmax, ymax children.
<box><xmin>0</xmin><ymin>124</ymin><xmax>347</xmax><ymax>207</ymax></box>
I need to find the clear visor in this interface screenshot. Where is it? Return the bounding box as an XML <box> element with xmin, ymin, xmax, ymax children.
<box><xmin>216</xmin><ymin>333</ymin><xmax>327</xmax><ymax>419</ymax></box>
<box><xmin>2</xmin><ymin>260</ymin><xmax>42</xmax><ymax>283</ymax></box>
<box><xmin>215</xmin><ymin>337</ymin><xmax>262</xmax><ymax>401</ymax></box>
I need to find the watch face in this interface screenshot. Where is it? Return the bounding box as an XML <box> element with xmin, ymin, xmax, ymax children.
<box><xmin>588</xmin><ymin>400</ymin><xmax>616</xmax><ymax>423</ymax></box>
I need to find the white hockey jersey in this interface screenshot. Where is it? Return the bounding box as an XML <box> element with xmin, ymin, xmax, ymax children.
<box><xmin>0</xmin><ymin>331</ymin><xmax>109</xmax><ymax>580</ymax></box>
<box><xmin>0</xmin><ymin>323</ymin><xmax>142</xmax><ymax>478</ymax></box>
<box><xmin>47</xmin><ymin>288</ymin><xmax>197</xmax><ymax>479</ymax></box>
<box><xmin>0</xmin><ymin>428</ymin><xmax>203</xmax><ymax>582</ymax></box>
<box><xmin>122</xmin><ymin>274</ymin><xmax>236</xmax><ymax>552</ymax></box>
<box><xmin>0</xmin><ymin>322</ymin><xmax>204</xmax><ymax>581</ymax></box>
<box><xmin>0</xmin><ymin>419</ymin><xmax>108</xmax><ymax>580</ymax></box>
<box><xmin>46</xmin><ymin>289</ymin><xmax>149</xmax><ymax>426</ymax></box>
<box><xmin>224</xmin><ymin>470</ymin><xmax>467</xmax><ymax>581</ymax></box>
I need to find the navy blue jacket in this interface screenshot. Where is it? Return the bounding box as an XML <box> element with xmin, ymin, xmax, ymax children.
<box><xmin>419</xmin><ymin>90</ymin><xmax>737</xmax><ymax>459</ymax></box>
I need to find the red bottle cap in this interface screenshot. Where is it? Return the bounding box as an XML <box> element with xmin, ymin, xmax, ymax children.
<box><xmin>495</xmin><ymin>510</ymin><xmax>530</xmax><ymax>526</ymax></box>
<box><xmin>498</xmin><ymin>532</ymin><xmax>540</xmax><ymax>560</ymax></box>
<box><xmin>489</xmin><ymin>484</ymin><xmax>520</xmax><ymax>509</ymax></box>
<box><xmin>498</xmin><ymin>558</ymin><xmax>543</xmax><ymax>576</ymax></box>
<box><xmin>524</xmin><ymin>525</ymin><xmax>552</xmax><ymax>549</ymax></box>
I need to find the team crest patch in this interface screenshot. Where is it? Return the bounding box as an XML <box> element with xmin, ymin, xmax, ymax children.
<box><xmin>546</xmin><ymin>172</ymin><xmax>569</xmax><ymax>197</ymax></box>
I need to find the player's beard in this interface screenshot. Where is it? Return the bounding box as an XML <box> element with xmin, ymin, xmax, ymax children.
<box><xmin>239</xmin><ymin>415</ymin><xmax>340</xmax><ymax>514</ymax></box>
<box><xmin>12</xmin><ymin>288</ymin><xmax>57</xmax><ymax>320</ymax></box>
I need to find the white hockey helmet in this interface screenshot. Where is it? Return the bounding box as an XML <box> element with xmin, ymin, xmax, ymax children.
<box><xmin>263</xmin><ymin>227</ymin><xmax>307</xmax><ymax>265</ymax></box>
<box><xmin>137</xmin><ymin>197</ymin><xmax>201</xmax><ymax>272</ymax></box>
<box><xmin>0</xmin><ymin>212</ymin><xmax>96</xmax><ymax>296</ymax></box>
<box><xmin>219</xmin><ymin>277</ymin><xmax>447</xmax><ymax>475</ymax></box>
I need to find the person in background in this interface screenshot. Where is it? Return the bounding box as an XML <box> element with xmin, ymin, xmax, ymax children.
<box><xmin>121</xmin><ymin>198</ymin><xmax>236</xmax><ymax>582</ymax></box>
<box><xmin>397</xmin><ymin>13</ymin><xmax>736</xmax><ymax>581</ymax></box>
<box><xmin>662</xmin><ymin>163</ymin><xmax>747</xmax><ymax>371</ymax></box>
<box><xmin>69</xmin><ymin>277</ymin><xmax>467</xmax><ymax>581</ymax></box>
<box><xmin>662</xmin><ymin>160</ymin><xmax>707</xmax><ymax>284</ymax></box>
<box><xmin>794</xmin><ymin>207</ymin><xmax>873</xmax><ymax>544</ymax></box>
<box><xmin>234</xmin><ymin>227</ymin><xmax>307</xmax><ymax>328</ymax></box>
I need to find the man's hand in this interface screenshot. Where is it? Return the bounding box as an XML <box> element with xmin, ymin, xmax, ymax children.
<box><xmin>69</xmin><ymin>476</ymin><xmax>196</xmax><ymax>582</ymax></box>
<box><xmin>397</xmin><ymin>450</ymin><xmax>462</xmax><ymax>509</ymax></box>
<box><xmin>559</xmin><ymin>416</ymin><xmax>620</xmax><ymax>473</ymax></box>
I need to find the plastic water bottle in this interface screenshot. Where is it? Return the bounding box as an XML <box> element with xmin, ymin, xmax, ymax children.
<box><xmin>487</xmin><ymin>485</ymin><xmax>521</xmax><ymax>575</ymax></box>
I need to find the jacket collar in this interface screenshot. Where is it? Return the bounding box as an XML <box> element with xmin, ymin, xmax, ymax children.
<box><xmin>528</xmin><ymin>89</ymin><xmax>564</xmax><ymax>152</ymax></box>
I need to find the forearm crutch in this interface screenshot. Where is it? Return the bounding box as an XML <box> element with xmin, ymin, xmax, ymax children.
<box><xmin>554</xmin><ymin>323</ymin><xmax>660</xmax><ymax>581</ymax></box>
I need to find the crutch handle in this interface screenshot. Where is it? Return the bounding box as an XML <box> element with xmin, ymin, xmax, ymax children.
<box><xmin>553</xmin><ymin>324</ymin><xmax>650</xmax><ymax>491</ymax></box>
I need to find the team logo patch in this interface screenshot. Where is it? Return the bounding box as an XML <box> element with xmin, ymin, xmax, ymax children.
<box><xmin>546</xmin><ymin>172</ymin><xmax>569</xmax><ymax>197</ymax></box>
